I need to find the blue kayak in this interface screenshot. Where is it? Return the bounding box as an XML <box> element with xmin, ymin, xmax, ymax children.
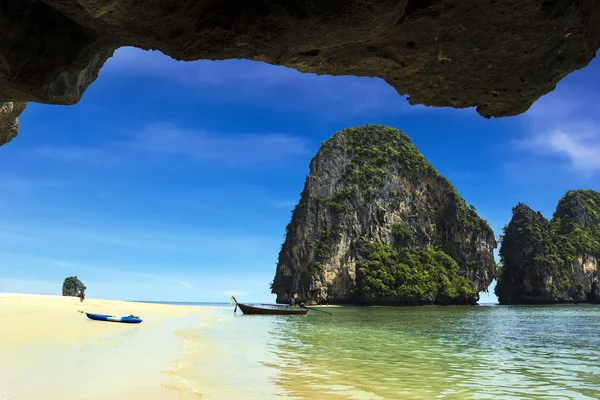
<box><xmin>85</xmin><ymin>312</ymin><xmax>142</xmax><ymax>324</ymax></box>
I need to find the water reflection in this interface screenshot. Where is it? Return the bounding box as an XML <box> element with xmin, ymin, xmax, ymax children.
<box><xmin>185</xmin><ymin>306</ymin><xmax>600</xmax><ymax>399</ymax></box>
<box><xmin>267</xmin><ymin>306</ymin><xmax>600</xmax><ymax>399</ymax></box>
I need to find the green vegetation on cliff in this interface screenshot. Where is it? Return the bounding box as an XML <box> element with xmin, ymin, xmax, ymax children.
<box><xmin>311</xmin><ymin>229</ymin><xmax>336</xmax><ymax>274</ymax></box>
<box><xmin>357</xmin><ymin>242</ymin><xmax>475</xmax><ymax>304</ymax></box>
<box><xmin>316</xmin><ymin>125</ymin><xmax>494</xmax><ymax>239</ymax></box>
<box><xmin>496</xmin><ymin>190</ymin><xmax>600</xmax><ymax>304</ymax></box>
<box><xmin>320</xmin><ymin>125</ymin><xmax>434</xmax><ymax>195</ymax></box>
<box><xmin>553</xmin><ymin>190</ymin><xmax>600</xmax><ymax>259</ymax></box>
<box><xmin>392</xmin><ymin>223</ymin><xmax>415</xmax><ymax>246</ymax></box>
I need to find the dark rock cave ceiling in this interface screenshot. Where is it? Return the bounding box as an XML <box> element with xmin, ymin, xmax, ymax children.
<box><xmin>0</xmin><ymin>0</ymin><xmax>598</xmax><ymax>146</ymax></box>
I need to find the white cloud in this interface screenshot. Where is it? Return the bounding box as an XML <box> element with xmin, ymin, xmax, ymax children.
<box><xmin>0</xmin><ymin>175</ymin><xmax>65</xmax><ymax>191</ymax></box>
<box><xmin>119</xmin><ymin>122</ymin><xmax>310</xmax><ymax>165</ymax></box>
<box><xmin>0</xmin><ymin>248</ymin><xmax>268</xmax><ymax>284</ymax></box>
<box><xmin>164</xmin><ymin>278</ymin><xmax>194</xmax><ymax>288</ymax></box>
<box><xmin>0</xmin><ymin>231</ymin><xmax>47</xmax><ymax>243</ymax></box>
<box><xmin>524</xmin><ymin>94</ymin><xmax>582</xmax><ymax>121</ymax></box>
<box><xmin>0</xmin><ymin>224</ymin><xmax>277</xmax><ymax>257</ymax></box>
<box><xmin>0</xmin><ymin>279</ymin><xmax>61</xmax><ymax>295</ymax></box>
<box><xmin>517</xmin><ymin>129</ymin><xmax>600</xmax><ymax>176</ymax></box>
<box><xmin>32</xmin><ymin>123</ymin><xmax>310</xmax><ymax>167</ymax></box>
<box><xmin>130</xmin><ymin>272</ymin><xmax>157</xmax><ymax>278</ymax></box>
<box><xmin>0</xmin><ymin>176</ymin><xmax>31</xmax><ymax>190</ymax></box>
<box><xmin>515</xmin><ymin>86</ymin><xmax>600</xmax><ymax>177</ymax></box>
<box><xmin>35</xmin><ymin>146</ymin><xmax>120</xmax><ymax>167</ymax></box>
<box><xmin>0</xmin><ymin>252</ymin><xmax>76</xmax><ymax>269</ymax></box>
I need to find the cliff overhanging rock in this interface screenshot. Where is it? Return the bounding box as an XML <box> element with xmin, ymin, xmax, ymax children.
<box><xmin>496</xmin><ymin>190</ymin><xmax>600</xmax><ymax>304</ymax></box>
<box><xmin>272</xmin><ymin>125</ymin><xmax>497</xmax><ymax>305</ymax></box>
<box><xmin>1</xmin><ymin>0</ymin><xmax>599</xmax><ymax>145</ymax></box>
<box><xmin>0</xmin><ymin>102</ymin><xmax>26</xmax><ymax>146</ymax></box>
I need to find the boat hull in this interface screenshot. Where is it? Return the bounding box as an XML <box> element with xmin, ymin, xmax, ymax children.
<box><xmin>85</xmin><ymin>313</ymin><xmax>143</xmax><ymax>324</ymax></box>
<box><xmin>237</xmin><ymin>303</ymin><xmax>307</xmax><ymax>315</ymax></box>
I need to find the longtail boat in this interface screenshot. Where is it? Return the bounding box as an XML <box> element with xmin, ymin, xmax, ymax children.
<box><xmin>231</xmin><ymin>296</ymin><xmax>308</xmax><ymax>315</ymax></box>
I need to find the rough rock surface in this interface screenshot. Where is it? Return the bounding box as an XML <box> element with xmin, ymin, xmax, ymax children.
<box><xmin>496</xmin><ymin>190</ymin><xmax>600</xmax><ymax>304</ymax></box>
<box><xmin>272</xmin><ymin>125</ymin><xmax>496</xmax><ymax>305</ymax></box>
<box><xmin>0</xmin><ymin>102</ymin><xmax>26</xmax><ymax>146</ymax></box>
<box><xmin>61</xmin><ymin>275</ymin><xmax>86</xmax><ymax>297</ymax></box>
<box><xmin>0</xmin><ymin>1</ymin><xmax>599</xmax><ymax>143</ymax></box>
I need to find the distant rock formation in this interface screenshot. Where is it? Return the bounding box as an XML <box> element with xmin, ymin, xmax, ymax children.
<box><xmin>62</xmin><ymin>276</ymin><xmax>86</xmax><ymax>297</ymax></box>
<box><xmin>272</xmin><ymin>125</ymin><xmax>497</xmax><ymax>305</ymax></box>
<box><xmin>496</xmin><ymin>190</ymin><xmax>600</xmax><ymax>304</ymax></box>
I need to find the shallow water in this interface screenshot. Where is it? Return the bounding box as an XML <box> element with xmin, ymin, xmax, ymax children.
<box><xmin>181</xmin><ymin>305</ymin><xmax>600</xmax><ymax>399</ymax></box>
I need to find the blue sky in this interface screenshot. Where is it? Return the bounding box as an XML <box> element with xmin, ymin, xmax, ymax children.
<box><xmin>1</xmin><ymin>47</ymin><xmax>598</xmax><ymax>303</ymax></box>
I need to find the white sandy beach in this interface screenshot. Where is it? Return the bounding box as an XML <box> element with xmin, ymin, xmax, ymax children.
<box><xmin>0</xmin><ymin>293</ymin><xmax>218</xmax><ymax>400</ymax></box>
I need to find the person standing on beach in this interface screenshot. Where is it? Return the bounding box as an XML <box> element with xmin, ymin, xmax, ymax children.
<box><xmin>79</xmin><ymin>288</ymin><xmax>85</xmax><ymax>303</ymax></box>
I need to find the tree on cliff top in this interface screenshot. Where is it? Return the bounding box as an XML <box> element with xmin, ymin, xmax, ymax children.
<box><xmin>62</xmin><ymin>276</ymin><xmax>86</xmax><ymax>297</ymax></box>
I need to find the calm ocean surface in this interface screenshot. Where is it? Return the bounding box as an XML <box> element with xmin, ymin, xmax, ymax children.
<box><xmin>146</xmin><ymin>302</ymin><xmax>600</xmax><ymax>399</ymax></box>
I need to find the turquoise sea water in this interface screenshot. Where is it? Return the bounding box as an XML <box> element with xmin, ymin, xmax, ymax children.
<box><xmin>155</xmin><ymin>303</ymin><xmax>600</xmax><ymax>399</ymax></box>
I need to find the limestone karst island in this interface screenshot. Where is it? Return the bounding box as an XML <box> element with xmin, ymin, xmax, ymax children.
<box><xmin>272</xmin><ymin>125</ymin><xmax>496</xmax><ymax>306</ymax></box>
<box><xmin>496</xmin><ymin>190</ymin><xmax>600</xmax><ymax>304</ymax></box>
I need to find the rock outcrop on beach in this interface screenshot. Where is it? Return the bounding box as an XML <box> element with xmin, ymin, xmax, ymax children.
<box><xmin>1</xmin><ymin>1</ymin><xmax>599</xmax><ymax>144</ymax></box>
<box><xmin>272</xmin><ymin>125</ymin><xmax>496</xmax><ymax>305</ymax></box>
<box><xmin>62</xmin><ymin>276</ymin><xmax>86</xmax><ymax>297</ymax></box>
<box><xmin>496</xmin><ymin>190</ymin><xmax>600</xmax><ymax>304</ymax></box>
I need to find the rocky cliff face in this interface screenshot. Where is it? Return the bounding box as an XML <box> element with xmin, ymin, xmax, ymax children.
<box><xmin>496</xmin><ymin>190</ymin><xmax>600</xmax><ymax>304</ymax></box>
<box><xmin>272</xmin><ymin>125</ymin><xmax>496</xmax><ymax>305</ymax></box>
<box><xmin>1</xmin><ymin>1</ymin><xmax>599</xmax><ymax>143</ymax></box>
<box><xmin>0</xmin><ymin>102</ymin><xmax>26</xmax><ymax>146</ymax></box>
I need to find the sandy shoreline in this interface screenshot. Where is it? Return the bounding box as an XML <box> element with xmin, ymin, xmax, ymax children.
<box><xmin>0</xmin><ymin>293</ymin><xmax>218</xmax><ymax>400</ymax></box>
